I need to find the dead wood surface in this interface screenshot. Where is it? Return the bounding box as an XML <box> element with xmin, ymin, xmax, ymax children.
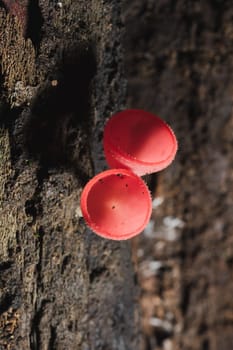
<box><xmin>0</xmin><ymin>1</ymin><xmax>138</xmax><ymax>350</ymax></box>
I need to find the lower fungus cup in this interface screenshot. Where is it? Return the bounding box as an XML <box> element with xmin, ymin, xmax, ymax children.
<box><xmin>80</xmin><ymin>169</ymin><xmax>152</xmax><ymax>240</ymax></box>
<box><xmin>103</xmin><ymin>109</ymin><xmax>178</xmax><ymax>176</ymax></box>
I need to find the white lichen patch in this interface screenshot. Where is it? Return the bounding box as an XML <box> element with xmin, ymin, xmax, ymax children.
<box><xmin>149</xmin><ymin>317</ymin><xmax>173</xmax><ymax>333</ymax></box>
<box><xmin>143</xmin><ymin>216</ymin><xmax>185</xmax><ymax>241</ymax></box>
<box><xmin>163</xmin><ymin>216</ymin><xmax>185</xmax><ymax>229</ymax></box>
<box><xmin>152</xmin><ymin>196</ymin><xmax>164</xmax><ymax>208</ymax></box>
<box><xmin>140</xmin><ymin>260</ymin><xmax>164</xmax><ymax>277</ymax></box>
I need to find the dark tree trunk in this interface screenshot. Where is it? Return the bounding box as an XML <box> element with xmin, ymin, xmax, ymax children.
<box><xmin>123</xmin><ymin>1</ymin><xmax>233</xmax><ymax>350</ymax></box>
<box><xmin>0</xmin><ymin>1</ymin><xmax>138</xmax><ymax>350</ymax></box>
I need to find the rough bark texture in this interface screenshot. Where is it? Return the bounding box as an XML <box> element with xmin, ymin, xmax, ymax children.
<box><xmin>0</xmin><ymin>1</ymin><xmax>138</xmax><ymax>350</ymax></box>
<box><xmin>123</xmin><ymin>1</ymin><xmax>233</xmax><ymax>350</ymax></box>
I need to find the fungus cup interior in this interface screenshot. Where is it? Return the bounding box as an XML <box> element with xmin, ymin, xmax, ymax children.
<box><xmin>104</xmin><ymin>109</ymin><xmax>177</xmax><ymax>175</ymax></box>
<box><xmin>80</xmin><ymin>169</ymin><xmax>152</xmax><ymax>240</ymax></box>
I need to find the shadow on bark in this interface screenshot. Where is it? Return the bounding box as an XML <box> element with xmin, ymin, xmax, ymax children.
<box><xmin>25</xmin><ymin>43</ymin><xmax>96</xmax><ymax>176</ymax></box>
<box><xmin>0</xmin><ymin>42</ymin><xmax>96</xmax><ymax>185</ymax></box>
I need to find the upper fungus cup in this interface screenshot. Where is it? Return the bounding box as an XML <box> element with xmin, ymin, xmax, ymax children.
<box><xmin>80</xmin><ymin>169</ymin><xmax>152</xmax><ymax>240</ymax></box>
<box><xmin>103</xmin><ymin>109</ymin><xmax>178</xmax><ymax>176</ymax></box>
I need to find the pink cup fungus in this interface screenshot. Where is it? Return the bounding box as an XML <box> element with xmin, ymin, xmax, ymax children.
<box><xmin>80</xmin><ymin>169</ymin><xmax>152</xmax><ymax>240</ymax></box>
<box><xmin>103</xmin><ymin>109</ymin><xmax>178</xmax><ymax>176</ymax></box>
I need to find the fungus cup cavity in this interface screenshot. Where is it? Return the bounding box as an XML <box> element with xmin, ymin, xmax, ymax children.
<box><xmin>104</xmin><ymin>109</ymin><xmax>178</xmax><ymax>176</ymax></box>
<box><xmin>80</xmin><ymin>169</ymin><xmax>152</xmax><ymax>240</ymax></box>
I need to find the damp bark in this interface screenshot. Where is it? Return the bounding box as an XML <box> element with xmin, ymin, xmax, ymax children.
<box><xmin>0</xmin><ymin>1</ymin><xmax>138</xmax><ymax>350</ymax></box>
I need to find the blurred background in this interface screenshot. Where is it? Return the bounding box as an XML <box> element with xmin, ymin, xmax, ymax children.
<box><xmin>122</xmin><ymin>1</ymin><xmax>233</xmax><ymax>350</ymax></box>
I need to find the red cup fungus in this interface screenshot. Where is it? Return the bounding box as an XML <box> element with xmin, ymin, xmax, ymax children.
<box><xmin>103</xmin><ymin>109</ymin><xmax>178</xmax><ymax>176</ymax></box>
<box><xmin>80</xmin><ymin>169</ymin><xmax>152</xmax><ymax>240</ymax></box>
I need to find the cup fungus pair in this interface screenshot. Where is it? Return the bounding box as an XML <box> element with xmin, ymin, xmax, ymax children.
<box><xmin>80</xmin><ymin>109</ymin><xmax>178</xmax><ymax>240</ymax></box>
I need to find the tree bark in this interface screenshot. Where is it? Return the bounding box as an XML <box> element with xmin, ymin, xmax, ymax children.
<box><xmin>0</xmin><ymin>1</ymin><xmax>138</xmax><ymax>350</ymax></box>
<box><xmin>123</xmin><ymin>1</ymin><xmax>233</xmax><ymax>350</ymax></box>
